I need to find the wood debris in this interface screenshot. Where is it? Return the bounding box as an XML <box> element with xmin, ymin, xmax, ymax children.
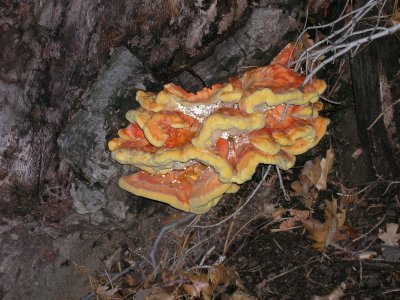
<box><xmin>378</xmin><ymin>223</ymin><xmax>400</xmax><ymax>247</ymax></box>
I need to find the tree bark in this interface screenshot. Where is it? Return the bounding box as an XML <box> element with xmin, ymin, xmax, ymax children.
<box><xmin>350</xmin><ymin>34</ymin><xmax>400</xmax><ymax>179</ymax></box>
<box><xmin>0</xmin><ymin>0</ymin><xmax>303</xmax><ymax>219</ymax></box>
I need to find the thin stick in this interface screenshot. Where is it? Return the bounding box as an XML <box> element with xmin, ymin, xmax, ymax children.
<box><xmin>276</xmin><ymin>166</ymin><xmax>290</xmax><ymax>201</ymax></box>
<box><xmin>104</xmin><ymin>270</ymin><xmax>113</xmax><ymax>289</ymax></box>
<box><xmin>264</xmin><ymin>257</ymin><xmax>319</xmax><ymax>283</ymax></box>
<box><xmin>150</xmin><ymin>213</ymin><xmax>196</xmax><ymax>268</ymax></box>
<box><xmin>293</xmin><ymin>0</ymin><xmax>377</xmax><ymax>70</ymax></box>
<box><xmin>192</xmin><ymin>165</ymin><xmax>272</xmax><ymax>228</ymax></box>
<box><xmin>367</xmin><ymin>98</ymin><xmax>400</xmax><ymax>130</ymax></box>
<box><xmin>223</xmin><ymin>219</ymin><xmax>236</xmax><ymax>255</ymax></box>
<box><xmin>80</xmin><ymin>264</ymin><xmax>136</xmax><ymax>300</ymax></box>
<box><xmin>383</xmin><ymin>181</ymin><xmax>400</xmax><ymax>195</ymax></box>
<box><xmin>225</xmin><ymin>214</ymin><xmax>270</xmax><ymax>251</ymax></box>
<box><xmin>319</xmin><ymin>95</ymin><xmax>342</xmax><ymax>105</ymax></box>
<box><xmin>302</xmin><ymin>23</ymin><xmax>400</xmax><ymax>86</ymax></box>
<box><xmin>383</xmin><ymin>288</ymin><xmax>400</xmax><ymax>295</ymax></box>
<box><xmin>352</xmin><ymin>216</ymin><xmax>386</xmax><ymax>243</ymax></box>
<box><xmin>199</xmin><ymin>246</ymin><xmax>216</xmax><ymax>267</ymax></box>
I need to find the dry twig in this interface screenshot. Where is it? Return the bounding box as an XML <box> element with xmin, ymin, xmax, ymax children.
<box><xmin>192</xmin><ymin>165</ymin><xmax>272</xmax><ymax>229</ymax></box>
<box><xmin>291</xmin><ymin>0</ymin><xmax>400</xmax><ymax>86</ymax></box>
<box><xmin>367</xmin><ymin>98</ymin><xmax>400</xmax><ymax>130</ymax></box>
<box><xmin>150</xmin><ymin>213</ymin><xmax>196</xmax><ymax>268</ymax></box>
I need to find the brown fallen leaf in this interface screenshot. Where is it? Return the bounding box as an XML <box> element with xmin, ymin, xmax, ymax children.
<box><xmin>279</xmin><ymin>218</ymin><xmax>297</xmax><ymax>232</ymax></box>
<box><xmin>389</xmin><ymin>10</ymin><xmax>400</xmax><ymax>26</ymax></box>
<box><xmin>302</xmin><ymin>189</ymin><xmax>319</xmax><ymax>209</ymax></box>
<box><xmin>378</xmin><ymin>223</ymin><xmax>400</xmax><ymax>247</ymax></box>
<box><xmin>273</xmin><ymin>209</ymin><xmax>312</xmax><ymax>232</ymax></box>
<box><xmin>291</xmin><ymin>147</ymin><xmax>334</xmax><ymax>196</ymax></box>
<box><xmin>135</xmin><ymin>286</ymin><xmax>174</xmax><ymax>300</ymax></box>
<box><xmin>221</xmin><ymin>291</ymin><xmax>257</xmax><ymax>300</ymax></box>
<box><xmin>300</xmin><ymin>199</ymin><xmax>349</xmax><ymax>251</ymax></box>
<box><xmin>209</xmin><ymin>265</ymin><xmax>235</xmax><ymax>286</ymax></box>
<box><xmin>290</xmin><ymin>209</ymin><xmax>312</xmax><ymax>219</ymax></box>
<box><xmin>308</xmin><ymin>0</ymin><xmax>327</xmax><ymax>15</ymax></box>
<box><xmin>183</xmin><ymin>273</ymin><xmax>212</xmax><ymax>299</ymax></box>
<box><xmin>291</xmin><ymin>179</ymin><xmax>308</xmax><ymax>196</ymax></box>
<box><xmin>96</xmin><ymin>286</ymin><xmax>120</xmax><ymax>299</ymax></box>
<box><xmin>302</xmin><ymin>159</ymin><xmax>322</xmax><ymax>187</ymax></box>
<box><xmin>290</xmin><ymin>160</ymin><xmax>320</xmax><ymax>196</ymax></box>
<box><xmin>294</xmin><ymin>33</ymin><xmax>316</xmax><ymax>60</ymax></box>
<box><xmin>126</xmin><ymin>273</ymin><xmax>137</xmax><ymax>287</ymax></box>
<box><xmin>316</xmin><ymin>147</ymin><xmax>335</xmax><ymax>190</ymax></box>
<box><xmin>272</xmin><ymin>209</ymin><xmax>284</xmax><ymax>220</ymax></box>
<box><xmin>311</xmin><ymin>282</ymin><xmax>346</xmax><ymax>300</ymax></box>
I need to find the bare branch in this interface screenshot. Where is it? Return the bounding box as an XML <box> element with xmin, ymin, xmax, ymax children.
<box><xmin>290</xmin><ymin>0</ymin><xmax>400</xmax><ymax>88</ymax></box>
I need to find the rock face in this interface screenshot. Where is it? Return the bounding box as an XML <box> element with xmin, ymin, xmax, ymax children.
<box><xmin>58</xmin><ymin>47</ymin><xmax>156</xmax><ymax>222</ymax></box>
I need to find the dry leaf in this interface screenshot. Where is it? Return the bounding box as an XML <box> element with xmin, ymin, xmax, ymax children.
<box><xmin>357</xmin><ymin>251</ymin><xmax>377</xmax><ymax>260</ymax></box>
<box><xmin>378</xmin><ymin>223</ymin><xmax>400</xmax><ymax>246</ymax></box>
<box><xmin>272</xmin><ymin>209</ymin><xmax>284</xmax><ymax>220</ymax></box>
<box><xmin>209</xmin><ymin>265</ymin><xmax>232</xmax><ymax>285</ymax></box>
<box><xmin>300</xmin><ymin>218</ymin><xmax>327</xmax><ymax>251</ymax></box>
<box><xmin>290</xmin><ymin>209</ymin><xmax>311</xmax><ymax>219</ymax></box>
<box><xmin>291</xmin><ymin>150</ymin><xmax>333</xmax><ymax>196</ymax></box>
<box><xmin>316</xmin><ymin>148</ymin><xmax>335</xmax><ymax>190</ymax></box>
<box><xmin>126</xmin><ymin>273</ymin><xmax>137</xmax><ymax>287</ymax></box>
<box><xmin>279</xmin><ymin>219</ymin><xmax>297</xmax><ymax>231</ymax></box>
<box><xmin>311</xmin><ymin>282</ymin><xmax>346</xmax><ymax>300</ymax></box>
<box><xmin>308</xmin><ymin>0</ymin><xmax>327</xmax><ymax>15</ymax></box>
<box><xmin>302</xmin><ymin>159</ymin><xmax>322</xmax><ymax>186</ymax></box>
<box><xmin>96</xmin><ymin>286</ymin><xmax>120</xmax><ymax>299</ymax></box>
<box><xmin>274</xmin><ymin>209</ymin><xmax>312</xmax><ymax>232</ymax></box>
<box><xmin>336</xmin><ymin>207</ymin><xmax>346</xmax><ymax>228</ymax></box>
<box><xmin>301</xmin><ymin>33</ymin><xmax>315</xmax><ymax>49</ymax></box>
<box><xmin>293</xmin><ymin>34</ymin><xmax>315</xmax><ymax>60</ymax></box>
<box><xmin>301</xmin><ymin>199</ymin><xmax>349</xmax><ymax>251</ymax></box>
<box><xmin>339</xmin><ymin>191</ymin><xmax>358</xmax><ymax>207</ymax></box>
<box><xmin>184</xmin><ymin>273</ymin><xmax>212</xmax><ymax>299</ymax></box>
<box><xmin>291</xmin><ymin>180</ymin><xmax>307</xmax><ymax>196</ymax></box>
<box><xmin>389</xmin><ymin>10</ymin><xmax>400</xmax><ymax>25</ymax></box>
<box><xmin>221</xmin><ymin>291</ymin><xmax>257</xmax><ymax>300</ymax></box>
<box><xmin>135</xmin><ymin>287</ymin><xmax>174</xmax><ymax>300</ymax></box>
<box><xmin>302</xmin><ymin>190</ymin><xmax>319</xmax><ymax>208</ymax></box>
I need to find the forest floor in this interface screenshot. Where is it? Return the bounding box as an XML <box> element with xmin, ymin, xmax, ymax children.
<box><xmin>71</xmin><ymin>105</ymin><xmax>400</xmax><ymax>300</ymax></box>
<box><xmin>67</xmin><ymin>63</ymin><xmax>400</xmax><ymax>300</ymax></box>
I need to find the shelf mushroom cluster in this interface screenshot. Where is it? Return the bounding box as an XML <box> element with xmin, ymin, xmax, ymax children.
<box><xmin>108</xmin><ymin>44</ymin><xmax>330</xmax><ymax>214</ymax></box>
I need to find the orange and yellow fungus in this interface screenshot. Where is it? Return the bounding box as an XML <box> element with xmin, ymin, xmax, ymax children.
<box><xmin>108</xmin><ymin>44</ymin><xmax>330</xmax><ymax>214</ymax></box>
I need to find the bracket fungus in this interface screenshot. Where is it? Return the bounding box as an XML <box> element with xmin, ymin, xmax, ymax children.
<box><xmin>108</xmin><ymin>44</ymin><xmax>330</xmax><ymax>214</ymax></box>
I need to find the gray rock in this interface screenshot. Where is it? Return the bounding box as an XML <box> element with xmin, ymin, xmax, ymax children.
<box><xmin>105</xmin><ymin>199</ymin><xmax>129</xmax><ymax>221</ymax></box>
<box><xmin>58</xmin><ymin>47</ymin><xmax>156</xmax><ymax>221</ymax></box>
<box><xmin>70</xmin><ymin>181</ymin><xmax>106</xmax><ymax>214</ymax></box>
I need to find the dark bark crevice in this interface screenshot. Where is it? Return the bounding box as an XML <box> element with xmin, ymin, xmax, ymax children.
<box><xmin>351</xmin><ymin>34</ymin><xmax>400</xmax><ymax>179</ymax></box>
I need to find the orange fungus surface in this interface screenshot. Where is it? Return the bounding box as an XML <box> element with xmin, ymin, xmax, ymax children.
<box><xmin>108</xmin><ymin>43</ymin><xmax>330</xmax><ymax>214</ymax></box>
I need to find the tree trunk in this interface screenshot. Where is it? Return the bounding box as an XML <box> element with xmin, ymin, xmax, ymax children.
<box><xmin>0</xmin><ymin>0</ymin><xmax>303</xmax><ymax>220</ymax></box>
<box><xmin>350</xmin><ymin>34</ymin><xmax>400</xmax><ymax>179</ymax></box>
